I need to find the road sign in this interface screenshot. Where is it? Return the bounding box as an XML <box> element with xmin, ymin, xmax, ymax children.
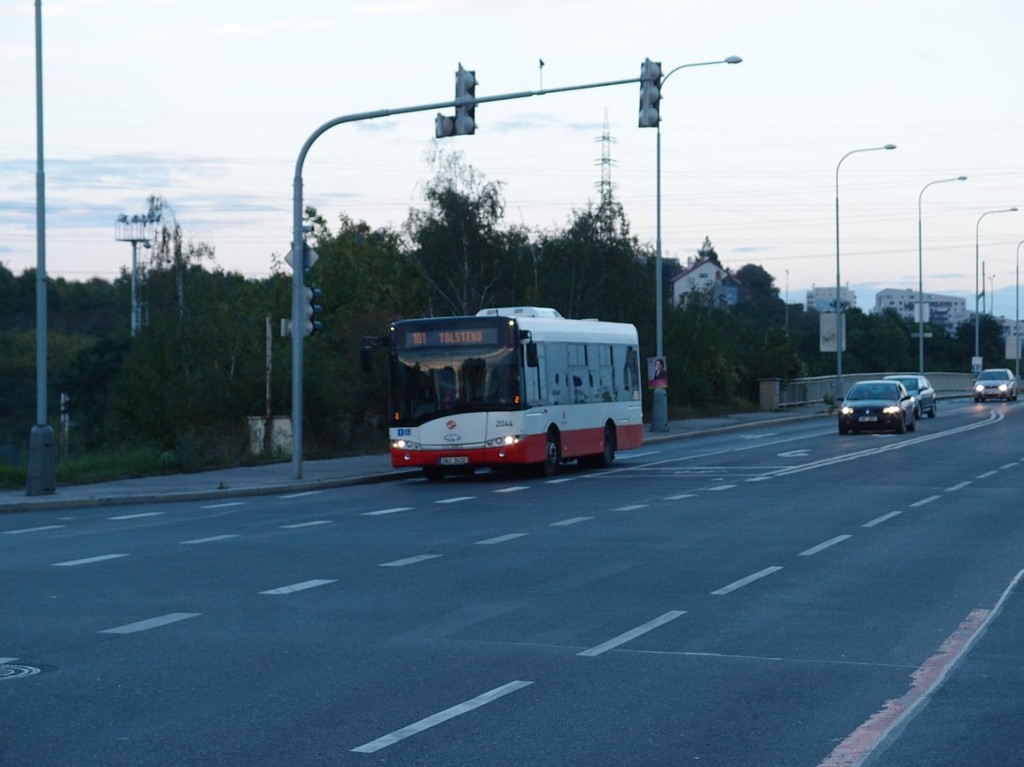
<box><xmin>284</xmin><ymin>244</ymin><xmax>318</xmax><ymax>272</ymax></box>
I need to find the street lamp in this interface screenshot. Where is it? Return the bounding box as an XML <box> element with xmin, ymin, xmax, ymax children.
<box><xmin>1016</xmin><ymin>240</ymin><xmax>1023</xmax><ymax>381</ymax></box>
<box><xmin>650</xmin><ymin>54</ymin><xmax>742</xmax><ymax>432</ymax></box>
<box><xmin>974</xmin><ymin>207</ymin><xmax>1017</xmax><ymax>364</ymax></box>
<box><xmin>917</xmin><ymin>176</ymin><xmax>967</xmax><ymax>374</ymax></box>
<box><xmin>834</xmin><ymin>144</ymin><xmax>896</xmax><ymax>401</ymax></box>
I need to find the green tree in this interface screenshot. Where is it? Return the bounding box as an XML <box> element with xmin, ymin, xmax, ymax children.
<box><xmin>404</xmin><ymin>150</ymin><xmax>517</xmax><ymax>315</ymax></box>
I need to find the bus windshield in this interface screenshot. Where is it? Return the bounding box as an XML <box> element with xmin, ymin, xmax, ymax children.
<box><xmin>391</xmin><ymin>344</ymin><xmax>521</xmax><ymax>426</ymax></box>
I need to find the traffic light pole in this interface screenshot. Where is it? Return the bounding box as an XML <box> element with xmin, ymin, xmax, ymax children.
<box><xmin>290</xmin><ymin>72</ymin><xmax>643</xmax><ymax>479</ymax></box>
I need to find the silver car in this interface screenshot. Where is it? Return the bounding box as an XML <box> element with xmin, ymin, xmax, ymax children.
<box><xmin>884</xmin><ymin>374</ymin><xmax>937</xmax><ymax>418</ymax></box>
<box><xmin>973</xmin><ymin>368</ymin><xmax>1019</xmax><ymax>402</ymax></box>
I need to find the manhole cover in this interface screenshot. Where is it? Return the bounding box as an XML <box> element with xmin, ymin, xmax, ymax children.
<box><xmin>0</xmin><ymin>664</ymin><xmax>41</xmax><ymax>680</ymax></box>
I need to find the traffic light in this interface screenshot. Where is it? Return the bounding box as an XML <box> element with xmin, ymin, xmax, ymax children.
<box><xmin>454</xmin><ymin>63</ymin><xmax>477</xmax><ymax>135</ymax></box>
<box><xmin>304</xmin><ymin>285</ymin><xmax>324</xmax><ymax>336</ymax></box>
<box><xmin>435</xmin><ymin>113</ymin><xmax>455</xmax><ymax>138</ymax></box>
<box><xmin>638</xmin><ymin>58</ymin><xmax>662</xmax><ymax>128</ymax></box>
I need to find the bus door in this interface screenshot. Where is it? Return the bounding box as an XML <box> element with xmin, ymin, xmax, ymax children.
<box><xmin>521</xmin><ymin>339</ymin><xmax>544</xmax><ymax>406</ymax></box>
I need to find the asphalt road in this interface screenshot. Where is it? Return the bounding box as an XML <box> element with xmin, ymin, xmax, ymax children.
<box><xmin>2</xmin><ymin>400</ymin><xmax>1022</xmax><ymax>766</ymax></box>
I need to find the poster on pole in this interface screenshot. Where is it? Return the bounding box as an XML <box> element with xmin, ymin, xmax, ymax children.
<box><xmin>819</xmin><ymin>313</ymin><xmax>846</xmax><ymax>353</ymax></box>
<box><xmin>647</xmin><ymin>357</ymin><xmax>668</xmax><ymax>389</ymax></box>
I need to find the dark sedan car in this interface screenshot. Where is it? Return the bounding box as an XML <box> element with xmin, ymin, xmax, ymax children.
<box><xmin>838</xmin><ymin>380</ymin><xmax>916</xmax><ymax>435</ymax></box>
<box><xmin>884</xmin><ymin>374</ymin><xmax>937</xmax><ymax>418</ymax></box>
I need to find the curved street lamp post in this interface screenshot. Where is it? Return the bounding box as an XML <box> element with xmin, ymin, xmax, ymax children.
<box><xmin>917</xmin><ymin>176</ymin><xmax>967</xmax><ymax>374</ymax></box>
<box><xmin>1017</xmin><ymin>240</ymin><xmax>1023</xmax><ymax>381</ymax></box>
<box><xmin>834</xmin><ymin>144</ymin><xmax>896</xmax><ymax>402</ymax></box>
<box><xmin>651</xmin><ymin>55</ymin><xmax>742</xmax><ymax>432</ymax></box>
<box><xmin>974</xmin><ymin>208</ymin><xmax>1018</xmax><ymax>364</ymax></box>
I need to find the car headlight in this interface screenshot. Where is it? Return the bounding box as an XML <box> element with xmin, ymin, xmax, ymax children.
<box><xmin>975</xmin><ymin>384</ymin><xmax>985</xmax><ymax>392</ymax></box>
<box><xmin>998</xmin><ymin>383</ymin><xmax>1008</xmax><ymax>392</ymax></box>
<box><xmin>882</xmin><ymin>405</ymin><xmax>901</xmax><ymax>415</ymax></box>
<box><xmin>840</xmin><ymin>406</ymin><xmax>854</xmax><ymax>415</ymax></box>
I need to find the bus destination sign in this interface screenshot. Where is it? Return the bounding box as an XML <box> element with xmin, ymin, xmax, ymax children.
<box><xmin>402</xmin><ymin>327</ymin><xmax>500</xmax><ymax>348</ymax></box>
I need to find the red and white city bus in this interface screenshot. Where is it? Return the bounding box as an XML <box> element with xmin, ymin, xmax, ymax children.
<box><xmin>364</xmin><ymin>307</ymin><xmax>644</xmax><ymax>480</ymax></box>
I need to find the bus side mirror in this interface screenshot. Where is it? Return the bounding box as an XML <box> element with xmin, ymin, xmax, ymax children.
<box><xmin>526</xmin><ymin>341</ymin><xmax>538</xmax><ymax>368</ymax></box>
<box><xmin>360</xmin><ymin>345</ymin><xmax>374</xmax><ymax>372</ymax></box>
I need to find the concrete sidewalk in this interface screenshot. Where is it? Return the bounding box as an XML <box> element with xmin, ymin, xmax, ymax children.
<box><xmin>0</xmin><ymin>406</ymin><xmax>830</xmax><ymax>513</ymax></box>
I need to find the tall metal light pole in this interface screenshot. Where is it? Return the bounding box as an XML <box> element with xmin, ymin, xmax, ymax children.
<box><xmin>27</xmin><ymin>0</ymin><xmax>55</xmax><ymax>496</ymax></box>
<box><xmin>1016</xmin><ymin>239</ymin><xmax>1023</xmax><ymax>381</ymax></box>
<box><xmin>917</xmin><ymin>176</ymin><xmax>967</xmax><ymax>374</ymax></box>
<box><xmin>974</xmin><ymin>207</ymin><xmax>1017</xmax><ymax>363</ymax></box>
<box><xmin>650</xmin><ymin>55</ymin><xmax>742</xmax><ymax>432</ymax></box>
<box><xmin>834</xmin><ymin>144</ymin><xmax>896</xmax><ymax>401</ymax></box>
<box><xmin>115</xmin><ymin>213</ymin><xmax>155</xmax><ymax>336</ymax></box>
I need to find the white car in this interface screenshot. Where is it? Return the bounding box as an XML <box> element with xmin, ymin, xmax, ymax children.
<box><xmin>973</xmin><ymin>368</ymin><xmax>1019</xmax><ymax>402</ymax></box>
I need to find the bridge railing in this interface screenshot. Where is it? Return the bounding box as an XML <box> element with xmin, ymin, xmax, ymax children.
<box><xmin>759</xmin><ymin>372</ymin><xmax>978</xmax><ymax>411</ymax></box>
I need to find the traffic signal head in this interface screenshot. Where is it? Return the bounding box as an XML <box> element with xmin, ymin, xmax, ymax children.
<box><xmin>638</xmin><ymin>58</ymin><xmax>662</xmax><ymax>128</ymax></box>
<box><xmin>454</xmin><ymin>63</ymin><xmax>477</xmax><ymax>135</ymax></box>
<box><xmin>303</xmin><ymin>285</ymin><xmax>324</xmax><ymax>336</ymax></box>
<box><xmin>435</xmin><ymin>114</ymin><xmax>455</xmax><ymax>138</ymax></box>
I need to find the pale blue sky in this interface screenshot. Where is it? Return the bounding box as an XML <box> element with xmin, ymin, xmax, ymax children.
<box><xmin>2</xmin><ymin>0</ymin><xmax>1023</xmax><ymax>313</ymax></box>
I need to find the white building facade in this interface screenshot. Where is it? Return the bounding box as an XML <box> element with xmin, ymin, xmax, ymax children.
<box><xmin>806</xmin><ymin>286</ymin><xmax>856</xmax><ymax>313</ymax></box>
<box><xmin>873</xmin><ymin>288</ymin><xmax>968</xmax><ymax>332</ymax></box>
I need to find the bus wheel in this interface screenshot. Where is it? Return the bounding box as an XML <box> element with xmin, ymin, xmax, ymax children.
<box><xmin>597</xmin><ymin>424</ymin><xmax>616</xmax><ymax>468</ymax></box>
<box><xmin>580</xmin><ymin>423</ymin><xmax>616</xmax><ymax>469</ymax></box>
<box><xmin>423</xmin><ymin>467</ymin><xmax>445</xmax><ymax>482</ymax></box>
<box><xmin>539</xmin><ymin>430</ymin><xmax>560</xmax><ymax>477</ymax></box>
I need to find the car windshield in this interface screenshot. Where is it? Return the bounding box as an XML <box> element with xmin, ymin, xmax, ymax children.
<box><xmin>848</xmin><ymin>383</ymin><xmax>899</xmax><ymax>401</ymax></box>
<box><xmin>977</xmin><ymin>370</ymin><xmax>1009</xmax><ymax>381</ymax></box>
<box><xmin>888</xmin><ymin>376</ymin><xmax>919</xmax><ymax>391</ymax></box>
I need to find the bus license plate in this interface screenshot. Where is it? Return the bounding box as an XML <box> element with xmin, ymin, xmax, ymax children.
<box><xmin>439</xmin><ymin>456</ymin><xmax>469</xmax><ymax>466</ymax></box>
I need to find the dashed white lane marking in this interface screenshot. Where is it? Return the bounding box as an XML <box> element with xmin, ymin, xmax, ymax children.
<box><xmin>945</xmin><ymin>481</ymin><xmax>971</xmax><ymax>492</ymax></box>
<box><xmin>999</xmin><ymin>462</ymin><xmax>1019</xmax><ymax>470</ymax></box>
<box><xmin>52</xmin><ymin>554</ymin><xmax>127</xmax><ymax>567</ymax></box>
<box><xmin>712</xmin><ymin>566</ymin><xmax>783</xmax><ymax>595</ymax></box>
<box><xmin>100</xmin><ymin>613</ymin><xmax>200</xmax><ymax>634</ymax></box>
<box><xmin>281</xmin><ymin>520</ymin><xmax>331</xmax><ymax>529</ymax></box>
<box><xmin>435</xmin><ymin>496</ymin><xmax>475</xmax><ymax>504</ymax></box>
<box><xmin>109</xmin><ymin>512</ymin><xmax>164</xmax><ymax>520</ymax></box>
<box><xmin>614</xmin><ymin>504</ymin><xmax>648</xmax><ymax>512</ymax></box>
<box><xmin>551</xmin><ymin>517</ymin><xmax>593</xmax><ymax>527</ymax></box>
<box><xmin>863</xmin><ymin>511</ymin><xmax>902</xmax><ymax>528</ymax></box>
<box><xmin>261</xmin><ymin>579</ymin><xmax>336</xmax><ymax>595</ymax></box>
<box><xmin>494</xmin><ymin>486</ymin><xmax>528</xmax><ymax>493</ymax></box>
<box><xmin>910</xmin><ymin>495</ymin><xmax>940</xmax><ymax>508</ymax></box>
<box><xmin>381</xmin><ymin>554</ymin><xmax>442</xmax><ymax>567</ymax></box>
<box><xmin>799</xmin><ymin>535</ymin><xmax>852</xmax><ymax>557</ymax></box>
<box><xmin>0</xmin><ymin>657</ymin><xmax>17</xmax><ymax>663</ymax></box>
<box><xmin>665</xmin><ymin>493</ymin><xmax>696</xmax><ymax>500</ymax></box>
<box><xmin>545</xmin><ymin>477</ymin><xmax>576</xmax><ymax>484</ymax></box>
<box><xmin>180</xmin><ymin>534</ymin><xmax>241</xmax><ymax>544</ymax></box>
<box><xmin>976</xmin><ymin>470</ymin><xmax>997</xmax><ymax>479</ymax></box>
<box><xmin>279</xmin><ymin>490</ymin><xmax>323</xmax><ymax>499</ymax></box>
<box><xmin>201</xmin><ymin>501</ymin><xmax>245</xmax><ymax>509</ymax></box>
<box><xmin>476</xmin><ymin>533</ymin><xmax>527</xmax><ymax>545</ymax></box>
<box><xmin>4</xmin><ymin>525</ymin><xmax>66</xmax><ymax>535</ymax></box>
<box><xmin>708</xmin><ymin>484</ymin><xmax>736</xmax><ymax>491</ymax></box>
<box><xmin>578</xmin><ymin>611</ymin><xmax>687</xmax><ymax>657</ymax></box>
<box><xmin>364</xmin><ymin>507</ymin><xmax>414</xmax><ymax>516</ymax></box>
<box><xmin>351</xmin><ymin>680</ymin><xmax>534</xmax><ymax>753</ymax></box>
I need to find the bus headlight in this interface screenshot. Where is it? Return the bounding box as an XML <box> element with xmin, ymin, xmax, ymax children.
<box><xmin>392</xmin><ymin>439</ymin><xmax>421</xmax><ymax>450</ymax></box>
<box><xmin>486</xmin><ymin>434</ymin><xmax>522</xmax><ymax>448</ymax></box>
